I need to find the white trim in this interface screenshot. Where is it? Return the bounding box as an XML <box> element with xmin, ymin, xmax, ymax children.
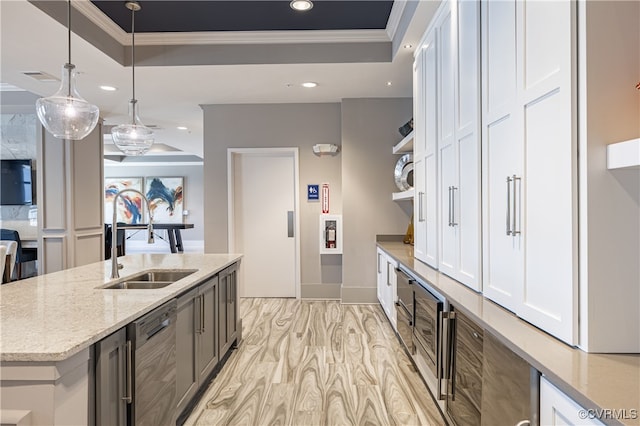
<box><xmin>227</xmin><ymin>148</ymin><xmax>301</xmax><ymax>300</ymax></box>
<box><xmin>74</xmin><ymin>0</ymin><xmax>130</xmax><ymax>45</ymax></box>
<box><xmin>386</xmin><ymin>0</ymin><xmax>408</xmax><ymax>41</ymax></box>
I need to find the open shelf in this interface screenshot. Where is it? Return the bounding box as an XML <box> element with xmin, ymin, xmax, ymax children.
<box><xmin>392</xmin><ymin>188</ymin><xmax>414</xmax><ymax>201</ymax></box>
<box><xmin>607</xmin><ymin>138</ymin><xmax>640</xmax><ymax>169</ymax></box>
<box><xmin>393</xmin><ymin>131</ymin><xmax>414</xmax><ymax>154</ymax></box>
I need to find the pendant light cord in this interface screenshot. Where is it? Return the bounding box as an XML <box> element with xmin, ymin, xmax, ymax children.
<box><xmin>131</xmin><ymin>5</ymin><xmax>136</xmax><ymax>102</ymax></box>
<box><xmin>67</xmin><ymin>0</ymin><xmax>71</xmax><ymax>65</ymax></box>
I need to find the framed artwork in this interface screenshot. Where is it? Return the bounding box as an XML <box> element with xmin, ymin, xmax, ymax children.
<box><xmin>104</xmin><ymin>177</ymin><xmax>144</xmax><ymax>224</ymax></box>
<box><xmin>145</xmin><ymin>177</ymin><xmax>184</xmax><ymax>223</ymax></box>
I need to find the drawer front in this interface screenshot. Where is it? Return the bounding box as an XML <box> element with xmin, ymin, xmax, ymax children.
<box><xmin>396</xmin><ymin>303</ymin><xmax>414</xmax><ymax>355</ymax></box>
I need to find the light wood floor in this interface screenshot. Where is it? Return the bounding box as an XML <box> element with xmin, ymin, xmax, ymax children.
<box><xmin>185</xmin><ymin>298</ymin><xmax>446</xmax><ymax>426</ymax></box>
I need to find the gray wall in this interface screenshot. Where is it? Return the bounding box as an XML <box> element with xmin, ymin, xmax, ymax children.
<box><xmin>202</xmin><ymin>100</ymin><xmax>412</xmax><ymax>301</ymax></box>
<box><xmin>341</xmin><ymin>98</ymin><xmax>412</xmax><ymax>303</ymax></box>
<box><xmin>202</xmin><ymin>103</ymin><xmax>343</xmax><ymax>298</ymax></box>
<box><xmin>104</xmin><ymin>164</ymin><xmax>205</xmax><ymax>245</ymax></box>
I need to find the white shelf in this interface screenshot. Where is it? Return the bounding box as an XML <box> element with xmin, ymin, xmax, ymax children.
<box><xmin>392</xmin><ymin>188</ymin><xmax>414</xmax><ymax>201</ymax></box>
<box><xmin>607</xmin><ymin>138</ymin><xmax>640</xmax><ymax>169</ymax></box>
<box><xmin>393</xmin><ymin>131</ymin><xmax>414</xmax><ymax>154</ymax></box>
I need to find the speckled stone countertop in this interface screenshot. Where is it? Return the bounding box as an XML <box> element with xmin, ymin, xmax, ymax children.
<box><xmin>0</xmin><ymin>253</ymin><xmax>241</xmax><ymax>362</ymax></box>
<box><xmin>377</xmin><ymin>240</ymin><xmax>640</xmax><ymax>426</ymax></box>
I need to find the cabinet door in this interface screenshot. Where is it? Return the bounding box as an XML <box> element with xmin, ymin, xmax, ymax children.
<box><xmin>376</xmin><ymin>248</ymin><xmax>386</xmax><ymax>306</ymax></box>
<box><xmin>540</xmin><ymin>376</ymin><xmax>604</xmax><ymax>426</ymax></box>
<box><xmin>218</xmin><ymin>270</ymin><xmax>229</xmax><ymax>355</ymax></box>
<box><xmin>226</xmin><ymin>264</ymin><xmax>238</xmax><ymax>344</ymax></box>
<box><xmin>517</xmin><ymin>0</ymin><xmax>577</xmax><ymax>346</ymax></box>
<box><xmin>95</xmin><ymin>328</ymin><xmax>127</xmax><ymax>426</ymax></box>
<box><xmin>447</xmin><ymin>308</ymin><xmax>482</xmax><ymax>426</ymax></box>
<box><xmin>176</xmin><ymin>288</ymin><xmax>198</xmax><ymax>411</ymax></box>
<box><xmin>423</xmin><ymin>27</ymin><xmax>439</xmax><ymax>269</ymax></box>
<box><xmin>454</xmin><ymin>0</ymin><xmax>481</xmax><ymax>291</ymax></box>
<box><xmin>384</xmin><ymin>257</ymin><xmax>397</xmax><ymax>328</ymax></box>
<box><xmin>437</xmin><ymin>3</ymin><xmax>458</xmax><ymax>283</ymax></box>
<box><xmin>413</xmin><ymin>157</ymin><xmax>428</xmax><ymax>264</ymax></box>
<box><xmin>198</xmin><ymin>276</ymin><xmax>218</xmax><ymax>383</ymax></box>
<box><xmin>413</xmin><ymin>47</ymin><xmax>427</xmax><ymax>157</ymax></box>
<box><xmin>481</xmin><ymin>0</ymin><xmax>522</xmax><ymax>311</ymax></box>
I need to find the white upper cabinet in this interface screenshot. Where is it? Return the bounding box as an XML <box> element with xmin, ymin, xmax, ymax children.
<box><xmin>481</xmin><ymin>0</ymin><xmax>578</xmax><ymax>345</ymax></box>
<box><xmin>437</xmin><ymin>0</ymin><xmax>482</xmax><ymax>291</ymax></box>
<box><xmin>414</xmin><ymin>27</ymin><xmax>439</xmax><ymax>269</ymax></box>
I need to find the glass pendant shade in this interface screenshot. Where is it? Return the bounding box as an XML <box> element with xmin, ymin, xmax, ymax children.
<box><xmin>36</xmin><ymin>63</ymin><xmax>99</xmax><ymax>140</ymax></box>
<box><xmin>111</xmin><ymin>99</ymin><xmax>154</xmax><ymax>156</ymax></box>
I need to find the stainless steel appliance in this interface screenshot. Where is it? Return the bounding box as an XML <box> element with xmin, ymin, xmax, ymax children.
<box><xmin>413</xmin><ymin>282</ymin><xmax>444</xmax><ymax>388</ymax></box>
<box><xmin>394</xmin><ymin>267</ymin><xmax>414</xmax><ymax>354</ymax></box>
<box><xmin>126</xmin><ymin>299</ymin><xmax>178</xmax><ymax>426</ymax></box>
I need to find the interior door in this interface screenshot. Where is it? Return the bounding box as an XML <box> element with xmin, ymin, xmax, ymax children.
<box><xmin>232</xmin><ymin>150</ymin><xmax>297</xmax><ymax>298</ymax></box>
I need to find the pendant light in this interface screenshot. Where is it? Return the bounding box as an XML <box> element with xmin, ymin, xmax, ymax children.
<box><xmin>36</xmin><ymin>0</ymin><xmax>99</xmax><ymax>140</ymax></box>
<box><xmin>111</xmin><ymin>1</ymin><xmax>154</xmax><ymax>156</ymax></box>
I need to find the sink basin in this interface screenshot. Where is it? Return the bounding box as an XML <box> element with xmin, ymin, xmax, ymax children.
<box><xmin>101</xmin><ymin>269</ymin><xmax>197</xmax><ymax>290</ymax></box>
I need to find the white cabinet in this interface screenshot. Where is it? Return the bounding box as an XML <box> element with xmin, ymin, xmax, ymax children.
<box><xmin>540</xmin><ymin>376</ymin><xmax>604</xmax><ymax>425</ymax></box>
<box><xmin>376</xmin><ymin>248</ymin><xmax>397</xmax><ymax>329</ymax></box>
<box><xmin>436</xmin><ymin>0</ymin><xmax>481</xmax><ymax>291</ymax></box>
<box><xmin>413</xmin><ymin>23</ymin><xmax>438</xmax><ymax>269</ymax></box>
<box><xmin>481</xmin><ymin>0</ymin><xmax>577</xmax><ymax>345</ymax></box>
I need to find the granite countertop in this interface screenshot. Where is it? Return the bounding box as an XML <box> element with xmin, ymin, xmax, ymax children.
<box><xmin>0</xmin><ymin>253</ymin><xmax>242</xmax><ymax>362</ymax></box>
<box><xmin>377</xmin><ymin>240</ymin><xmax>640</xmax><ymax>426</ymax></box>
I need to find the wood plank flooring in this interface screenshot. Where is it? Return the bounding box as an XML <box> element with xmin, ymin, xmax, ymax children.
<box><xmin>185</xmin><ymin>298</ymin><xmax>446</xmax><ymax>426</ymax></box>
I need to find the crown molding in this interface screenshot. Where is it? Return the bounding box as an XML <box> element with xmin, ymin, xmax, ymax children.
<box><xmin>74</xmin><ymin>0</ymin><xmax>130</xmax><ymax>45</ymax></box>
<box><xmin>386</xmin><ymin>0</ymin><xmax>408</xmax><ymax>41</ymax></box>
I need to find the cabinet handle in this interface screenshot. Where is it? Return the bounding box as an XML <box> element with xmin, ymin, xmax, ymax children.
<box><xmin>377</xmin><ymin>253</ymin><xmax>382</xmax><ymax>274</ymax></box>
<box><xmin>448</xmin><ymin>312</ymin><xmax>457</xmax><ymax>401</ymax></box>
<box><xmin>451</xmin><ymin>186</ymin><xmax>458</xmax><ymax>226</ymax></box>
<box><xmin>122</xmin><ymin>340</ymin><xmax>132</xmax><ymax>404</ymax></box>
<box><xmin>506</xmin><ymin>176</ymin><xmax>512</xmax><ymax>236</ymax></box>
<box><xmin>447</xmin><ymin>186</ymin><xmax>452</xmax><ymax>226</ymax></box>
<box><xmin>437</xmin><ymin>310</ymin><xmax>445</xmax><ymax>400</ymax></box>
<box><xmin>512</xmin><ymin>175</ymin><xmax>521</xmax><ymax>235</ymax></box>
<box><xmin>418</xmin><ymin>191</ymin><xmax>425</xmax><ymax>222</ymax></box>
<box><xmin>200</xmin><ymin>294</ymin><xmax>205</xmax><ymax>333</ymax></box>
<box><xmin>515</xmin><ymin>421</ymin><xmax>531</xmax><ymax>426</ymax></box>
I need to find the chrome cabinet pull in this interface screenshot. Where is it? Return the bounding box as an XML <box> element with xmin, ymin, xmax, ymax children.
<box><xmin>447</xmin><ymin>186</ymin><xmax>452</xmax><ymax>226</ymax></box>
<box><xmin>451</xmin><ymin>186</ymin><xmax>458</xmax><ymax>226</ymax></box>
<box><xmin>512</xmin><ymin>176</ymin><xmax>521</xmax><ymax>235</ymax></box>
<box><xmin>506</xmin><ymin>176</ymin><xmax>512</xmax><ymax>235</ymax></box>
<box><xmin>418</xmin><ymin>191</ymin><xmax>425</xmax><ymax>222</ymax></box>
<box><xmin>437</xmin><ymin>310</ymin><xmax>445</xmax><ymax>400</ymax></box>
<box><xmin>122</xmin><ymin>340</ymin><xmax>132</xmax><ymax>404</ymax></box>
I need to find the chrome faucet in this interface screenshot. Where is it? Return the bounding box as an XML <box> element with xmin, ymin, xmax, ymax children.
<box><xmin>111</xmin><ymin>188</ymin><xmax>154</xmax><ymax>279</ymax></box>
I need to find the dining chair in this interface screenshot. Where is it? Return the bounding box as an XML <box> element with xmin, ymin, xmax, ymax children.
<box><xmin>0</xmin><ymin>229</ymin><xmax>37</xmax><ymax>280</ymax></box>
<box><xmin>0</xmin><ymin>240</ymin><xmax>18</xmax><ymax>281</ymax></box>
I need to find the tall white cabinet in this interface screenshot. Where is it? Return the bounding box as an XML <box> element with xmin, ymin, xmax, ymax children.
<box><xmin>481</xmin><ymin>0</ymin><xmax>578</xmax><ymax>345</ymax></box>
<box><xmin>413</xmin><ymin>27</ymin><xmax>439</xmax><ymax>269</ymax></box>
<box><xmin>437</xmin><ymin>0</ymin><xmax>481</xmax><ymax>291</ymax></box>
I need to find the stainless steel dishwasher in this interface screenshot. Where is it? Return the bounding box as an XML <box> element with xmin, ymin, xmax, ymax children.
<box><xmin>125</xmin><ymin>299</ymin><xmax>178</xmax><ymax>426</ymax></box>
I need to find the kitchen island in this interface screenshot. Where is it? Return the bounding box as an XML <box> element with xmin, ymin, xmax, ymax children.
<box><xmin>0</xmin><ymin>253</ymin><xmax>242</xmax><ymax>425</ymax></box>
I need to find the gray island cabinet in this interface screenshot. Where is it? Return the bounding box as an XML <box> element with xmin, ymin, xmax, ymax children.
<box><xmin>0</xmin><ymin>253</ymin><xmax>242</xmax><ymax>426</ymax></box>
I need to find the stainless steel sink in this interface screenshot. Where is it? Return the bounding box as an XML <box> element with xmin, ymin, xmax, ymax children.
<box><xmin>101</xmin><ymin>269</ymin><xmax>197</xmax><ymax>290</ymax></box>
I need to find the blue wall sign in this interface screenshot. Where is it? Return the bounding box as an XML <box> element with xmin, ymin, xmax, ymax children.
<box><xmin>307</xmin><ymin>184</ymin><xmax>319</xmax><ymax>201</ymax></box>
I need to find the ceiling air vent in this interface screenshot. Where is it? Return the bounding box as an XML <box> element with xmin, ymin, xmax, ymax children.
<box><xmin>22</xmin><ymin>71</ymin><xmax>59</xmax><ymax>82</ymax></box>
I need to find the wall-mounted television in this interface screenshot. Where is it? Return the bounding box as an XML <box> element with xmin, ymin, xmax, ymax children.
<box><xmin>1</xmin><ymin>159</ymin><xmax>34</xmax><ymax>205</ymax></box>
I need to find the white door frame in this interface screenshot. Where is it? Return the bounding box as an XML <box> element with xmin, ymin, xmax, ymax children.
<box><xmin>227</xmin><ymin>147</ymin><xmax>301</xmax><ymax>299</ymax></box>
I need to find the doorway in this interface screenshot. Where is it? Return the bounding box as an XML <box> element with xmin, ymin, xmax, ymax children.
<box><xmin>228</xmin><ymin>148</ymin><xmax>300</xmax><ymax>298</ymax></box>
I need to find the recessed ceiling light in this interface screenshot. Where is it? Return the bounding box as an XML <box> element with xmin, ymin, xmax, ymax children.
<box><xmin>386</xmin><ymin>81</ymin><xmax>393</xmax><ymax>86</ymax></box>
<box><xmin>177</xmin><ymin>126</ymin><xmax>188</xmax><ymax>130</ymax></box>
<box><xmin>301</xmin><ymin>82</ymin><xmax>318</xmax><ymax>88</ymax></box>
<box><xmin>100</xmin><ymin>85</ymin><xmax>117</xmax><ymax>91</ymax></box>
<box><xmin>290</xmin><ymin>0</ymin><xmax>313</xmax><ymax>11</ymax></box>
<box><xmin>403</xmin><ymin>44</ymin><xmax>412</xmax><ymax>49</ymax></box>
